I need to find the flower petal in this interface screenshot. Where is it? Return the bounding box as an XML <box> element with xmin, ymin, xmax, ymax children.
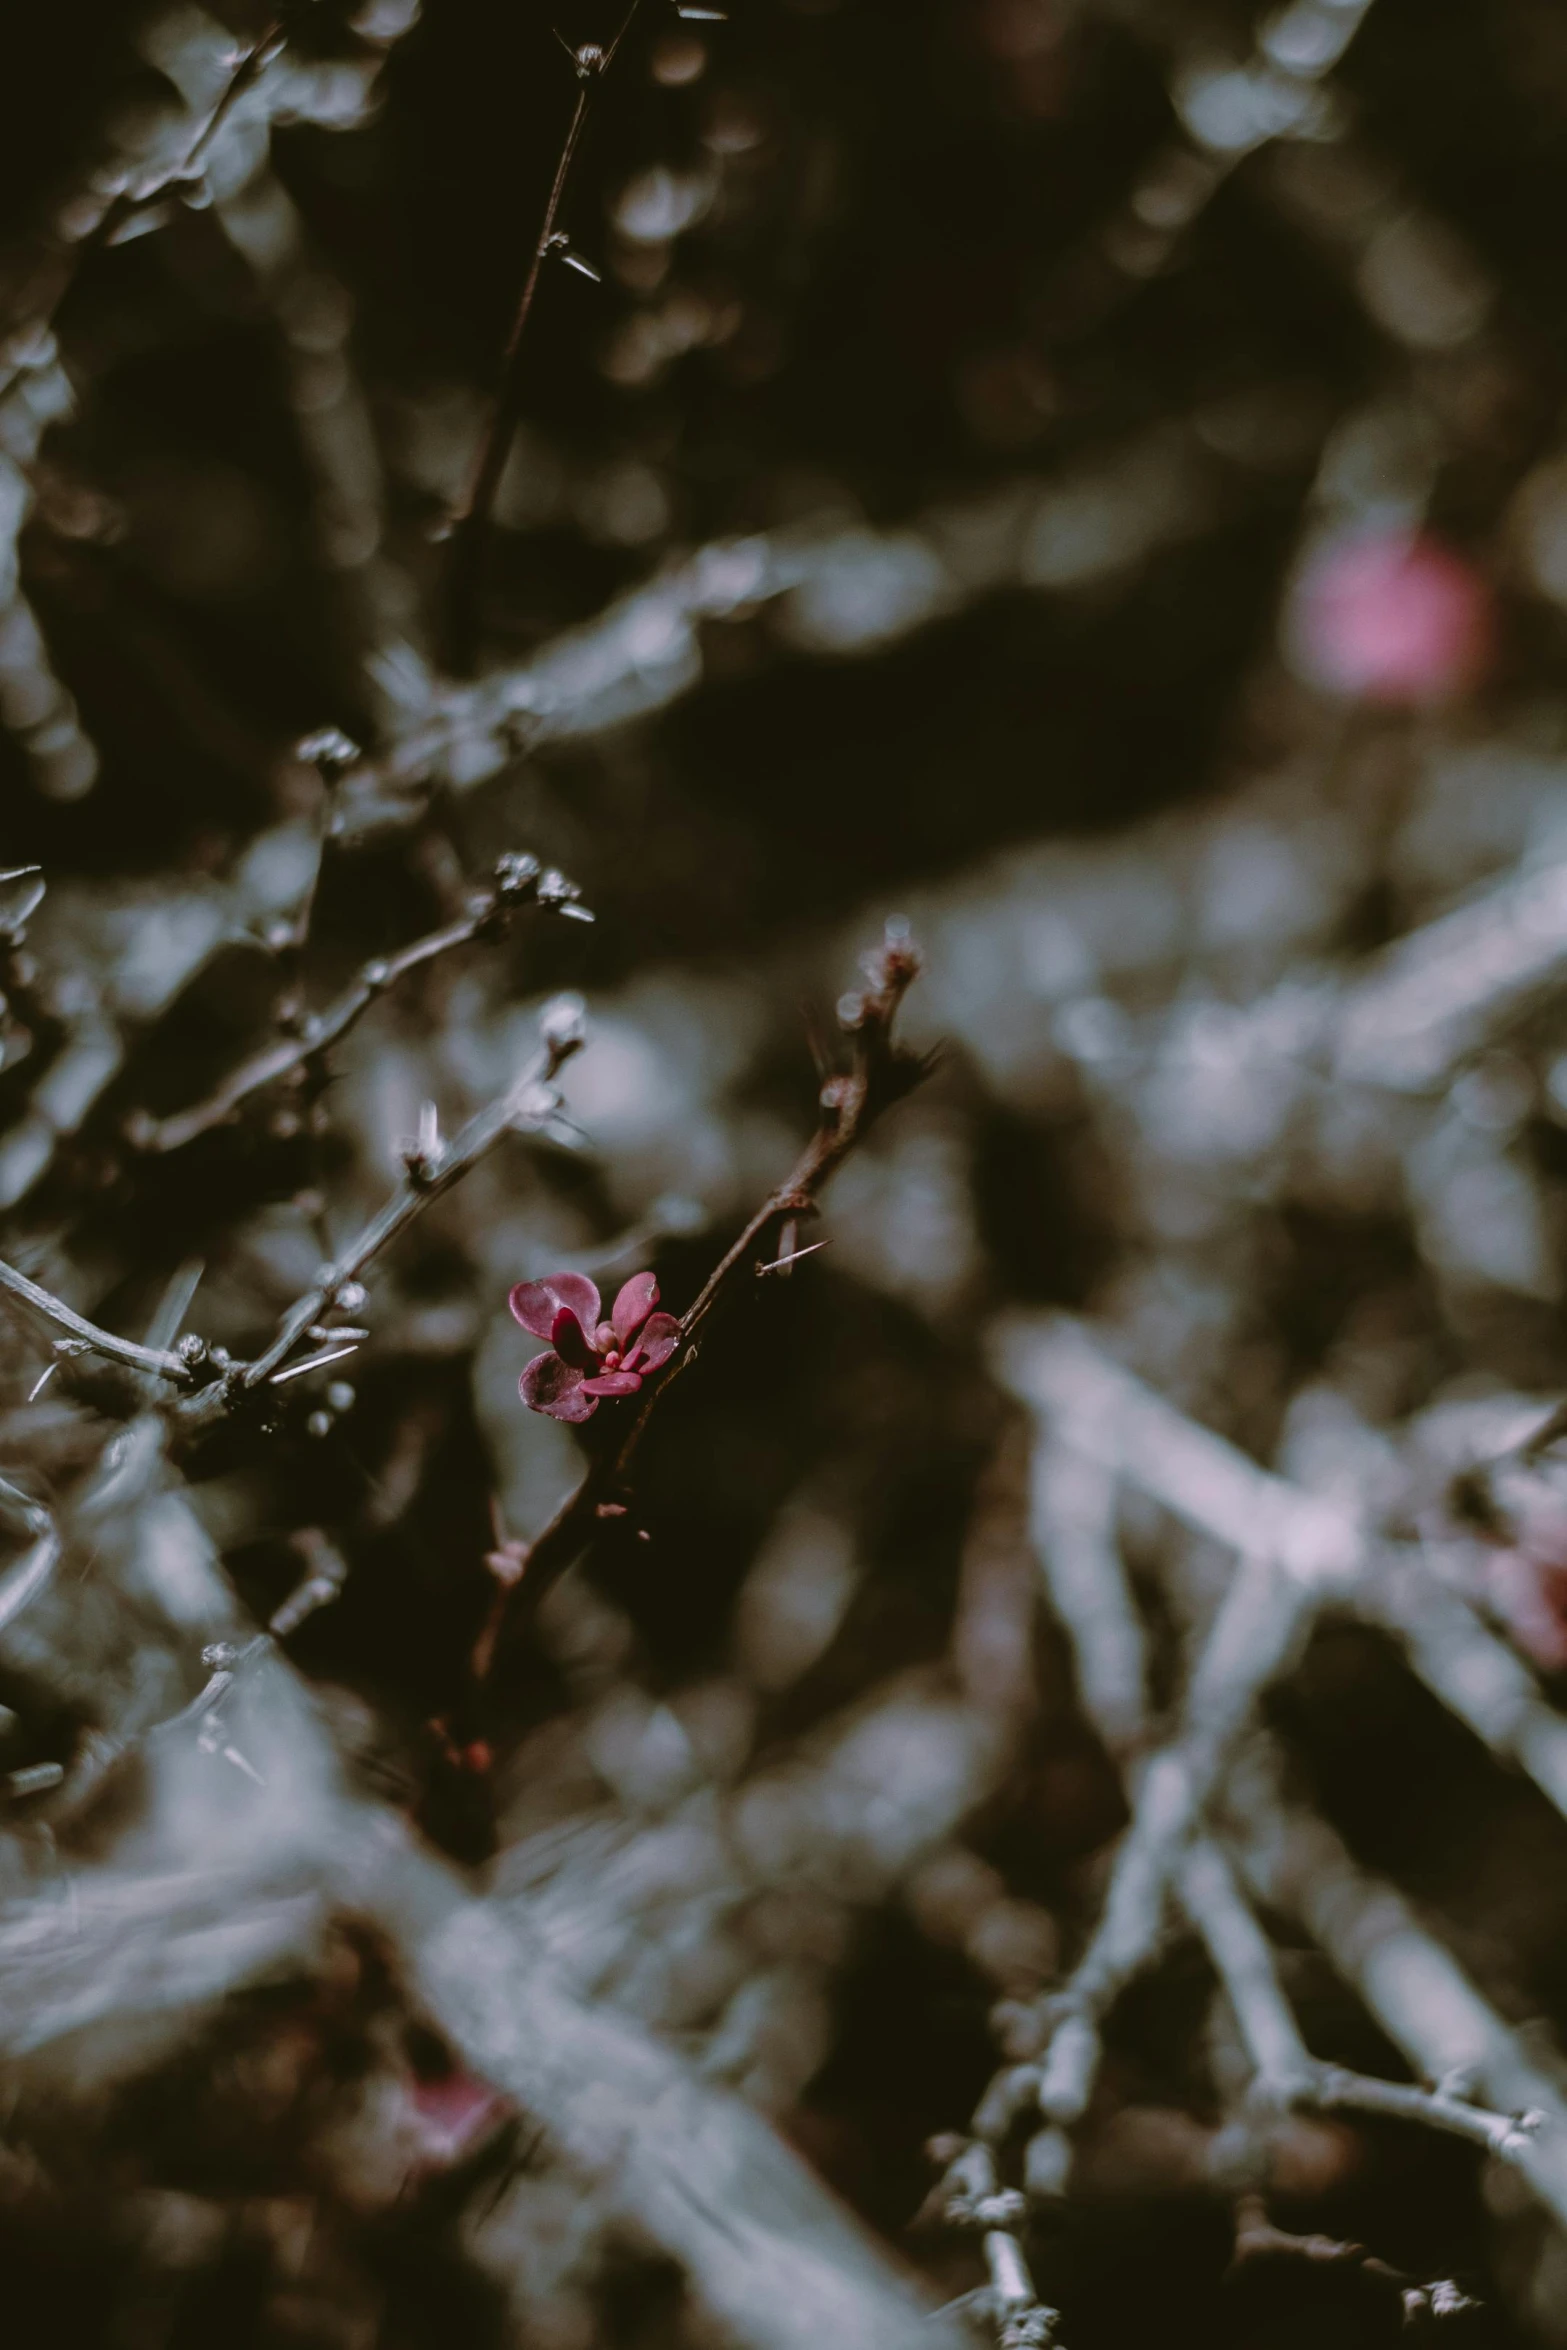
<box><xmin>520</xmin><ymin>1350</ymin><xmax>594</xmax><ymax>1422</ymax></box>
<box><xmin>625</xmin><ymin>1312</ymin><xmax>679</xmax><ymax>1373</ymax></box>
<box><xmin>509</xmin><ymin>1273</ymin><xmax>601</xmax><ymax>1340</ymax></box>
<box><xmin>551</xmin><ymin>1307</ymin><xmax>598</xmax><ymax>1369</ymax></box>
<box><xmin>541</xmin><ymin>1388</ymin><xmax>598</xmax><ymax>1421</ymax></box>
<box><xmin>509</xmin><ymin>1281</ymin><xmax>560</xmax><ymax>1339</ymax></box>
<box><xmin>612</xmin><ymin>1270</ymin><xmax>659</xmax><ymax>1346</ymax></box>
<box><xmin>580</xmin><ymin>1370</ymin><xmax>643</xmax><ymax>1397</ymax></box>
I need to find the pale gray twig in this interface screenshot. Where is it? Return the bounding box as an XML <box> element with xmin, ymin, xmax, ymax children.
<box><xmin>128</xmin><ymin>852</ymin><xmax>586</xmax><ymax>1154</ymax></box>
<box><xmin>992</xmin><ymin>1315</ymin><xmax>1366</xmax><ymax>1587</ymax></box>
<box><xmin>932</xmin><ymin>2142</ymin><xmax>1061</xmax><ymax>2350</ymax></box>
<box><xmin>0</xmin><ymin>1257</ymin><xmax>192</xmax><ymax>1385</ymax></box>
<box><xmin>1357</xmin><ymin>1549</ymin><xmax>1567</xmax><ymax>1825</ymax></box>
<box><xmin>185</xmin><ymin>1011</ymin><xmax>588</xmax><ymax>1419</ymax></box>
<box><xmin>1178</xmin><ymin>1839</ymin><xmax>1540</xmax><ymax>2169</ymax></box>
<box><xmin>2</xmin><ymin>1006</ymin><xmax>582</xmax><ymax>1420</ymax></box>
<box><xmin>0</xmin><ymin>1474</ymin><xmax>60</xmax><ymax>1642</ymax></box>
<box><xmin>1223</xmin><ymin>1737</ymin><xmax>1567</xmax><ymax>2230</ymax></box>
<box><xmin>1025</xmin><ymin>1430</ymin><xmax>1146</xmax><ymax>1759</ymax></box>
<box><xmin>1334</xmin><ymin>847</ymin><xmax>1567</xmax><ymax>1093</ymax></box>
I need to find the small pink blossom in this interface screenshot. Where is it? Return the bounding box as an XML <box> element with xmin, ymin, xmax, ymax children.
<box><xmin>1287</xmin><ymin>530</ymin><xmax>1491</xmax><ymax>706</ymax></box>
<box><xmin>511</xmin><ymin>1269</ymin><xmax>680</xmax><ymax>1422</ymax></box>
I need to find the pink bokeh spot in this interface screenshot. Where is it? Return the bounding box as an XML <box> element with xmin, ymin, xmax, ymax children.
<box><xmin>1287</xmin><ymin>531</ymin><xmax>1491</xmax><ymax>707</ymax></box>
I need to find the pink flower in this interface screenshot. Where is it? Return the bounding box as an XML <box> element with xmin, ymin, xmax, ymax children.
<box><xmin>511</xmin><ymin>1270</ymin><xmax>680</xmax><ymax>1422</ymax></box>
<box><xmin>1286</xmin><ymin>530</ymin><xmax>1491</xmax><ymax>706</ymax></box>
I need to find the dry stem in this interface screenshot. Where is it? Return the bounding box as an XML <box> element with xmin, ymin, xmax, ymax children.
<box><xmin>128</xmin><ymin>854</ymin><xmax>586</xmax><ymax>1154</ymax></box>
<box><xmin>441</xmin><ymin>0</ymin><xmax>647</xmax><ymax>670</ymax></box>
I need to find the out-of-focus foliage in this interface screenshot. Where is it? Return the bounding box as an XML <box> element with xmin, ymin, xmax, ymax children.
<box><xmin>12</xmin><ymin>1</ymin><xmax>1567</xmax><ymax>2346</ymax></box>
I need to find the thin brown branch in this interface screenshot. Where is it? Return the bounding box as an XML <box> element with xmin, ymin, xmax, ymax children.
<box><xmin>1227</xmin><ymin>2193</ymin><xmax>1480</xmax><ymax>2323</ymax></box>
<box><xmin>475</xmin><ymin>924</ymin><xmax>927</xmax><ymax>1678</ymax></box>
<box><xmin>441</xmin><ymin>1</ymin><xmax>647</xmax><ymax>671</ymax></box>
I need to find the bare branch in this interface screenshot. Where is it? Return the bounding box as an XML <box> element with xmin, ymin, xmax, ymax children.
<box><xmin>928</xmin><ymin>2142</ymin><xmax>1063</xmax><ymax>2350</ymax></box>
<box><xmin>1179</xmin><ymin>1840</ymin><xmax>1540</xmax><ymax>2170</ymax></box>
<box><xmin>6</xmin><ymin>993</ymin><xmax>583</xmax><ymax>1428</ymax></box>
<box><xmin>0</xmin><ymin>1630</ymin><xmax>968</xmax><ymax>2350</ymax></box>
<box><xmin>1222</xmin><ymin>1737</ymin><xmax>1567</xmax><ymax>2231</ymax></box>
<box><xmin>128</xmin><ymin>853</ymin><xmax>587</xmax><ymax>1154</ymax></box>
<box><xmin>992</xmin><ymin>1315</ymin><xmax>1366</xmax><ymax>1587</ymax></box>
<box><xmin>0</xmin><ymin>1256</ymin><xmax>192</xmax><ymax>1385</ymax></box>
<box><xmin>442</xmin><ymin>0</ymin><xmax>650</xmax><ymax>669</ymax></box>
<box><xmin>1012</xmin><ymin>1550</ymin><xmax>1350</xmax><ymax>2123</ymax></box>
<box><xmin>1357</xmin><ymin>1547</ymin><xmax>1567</xmax><ymax>1824</ymax></box>
<box><xmin>0</xmin><ymin>1475</ymin><xmax>60</xmax><ymax>1641</ymax></box>
<box><xmin>1025</xmin><ymin>1428</ymin><xmax>1147</xmax><ymax>1760</ymax></box>
<box><xmin>1334</xmin><ymin>846</ymin><xmax>1567</xmax><ymax>1093</ymax></box>
<box><xmin>175</xmin><ymin>1017</ymin><xmax>587</xmax><ymax>1421</ymax></box>
<box><xmin>1227</xmin><ymin>2192</ymin><xmax>1480</xmax><ymax>2325</ymax></box>
<box><xmin>982</xmin><ymin>1321</ymin><xmax>1367</xmax><ymax>2128</ymax></box>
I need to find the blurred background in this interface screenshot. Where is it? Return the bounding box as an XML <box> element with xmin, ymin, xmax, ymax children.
<box><xmin>9</xmin><ymin>0</ymin><xmax>1567</xmax><ymax>2344</ymax></box>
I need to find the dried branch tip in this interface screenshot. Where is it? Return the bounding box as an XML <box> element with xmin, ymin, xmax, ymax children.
<box><xmin>295</xmin><ymin>725</ymin><xmax>362</xmax><ymax>775</ymax></box>
<box><xmin>0</xmin><ymin>868</ymin><xmax>45</xmax><ymax>940</ymax></box>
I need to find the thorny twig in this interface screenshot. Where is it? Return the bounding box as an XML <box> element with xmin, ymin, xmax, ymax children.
<box><xmin>9</xmin><ymin>0</ymin><xmax>1567</xmax><ymax>2331</ymax></box>
<box><xmin>441</xmin><ymin>0</ymin><xmax>650</xmax><ymax>670</ymax></box>
<box><xmin>125</xmin><ymin>851</ymin><xmax>590</xmax><ymax>1154</ymax></box>
<box><xmin>0</xmin><ymin>1006</ymin><xmax>585</xmax><ymax>1421</ymax></box>
<box><xmin>474</xmin><ymin>922</ymin><xmax>928</xmax><ymax>1676</ymax></box>
<box><xmin>0</xmin><ymin>1255</ymin><xmax>193</xmax><ymax>1385</ymax></box>
<box><xmin>183</xmin><ymin>1012</ymin><xmax>589</xmax><ymax>1421</ymax></box>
